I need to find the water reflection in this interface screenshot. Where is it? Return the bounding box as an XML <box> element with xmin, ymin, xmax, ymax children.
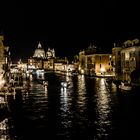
<box><xmin>94</xmin><ymin>78</ymin><xmax>112</xmax><ymax>139</ymax></box>
<box><xmin>77</xmin><ymin>75</ymin><xmax>86</xmax><ymax>111</ymax></box>
<box><xmin>1</xmin><ymin>73</ymin><xmax>138</xmax><ymax>139</ymax></box>
<box><xmin>60</xmin><ymin>76</ymin><xmax>72</xmax><ymax>130</ymax></box>
<box><xmin>60</xmin><ymin>87</ymin><xmax>68</xmax><ymax>112</ymax></box>
<box><xmin>0</xmin><ymin>118</ymin><xmax>9</xmax><ymax>140</ymax></box>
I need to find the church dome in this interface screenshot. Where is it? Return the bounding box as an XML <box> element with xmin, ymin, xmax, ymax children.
<box><xmin>33</xmin><ymin>42</ymin><xmax>45</xmax><ymax>58</ymax></box>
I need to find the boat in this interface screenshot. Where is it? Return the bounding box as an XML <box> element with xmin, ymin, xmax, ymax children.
<box><xmin>119</xmin><ymin>82</ymin><xmax>132</xmax><ymax>91</ymax></box>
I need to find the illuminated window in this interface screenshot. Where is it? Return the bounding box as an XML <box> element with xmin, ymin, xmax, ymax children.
<box><xmin>125</xmin><ymin>52</ymin><xmax>129</xmax><ymax>60</ymax></box>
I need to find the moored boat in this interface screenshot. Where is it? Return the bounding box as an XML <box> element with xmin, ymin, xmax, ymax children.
<box><xmin>119</xmin><ymin>82</ymin><xmax>132</xmax><ymax>91</ymax></box>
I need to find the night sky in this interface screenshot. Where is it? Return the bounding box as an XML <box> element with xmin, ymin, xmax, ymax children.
<box><xmin>1</xmin><ymin>0</ymin><xmax>140</xmax><ymax>62</ymax></box>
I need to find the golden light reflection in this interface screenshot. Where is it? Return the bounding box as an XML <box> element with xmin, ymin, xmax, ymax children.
<box><xmin>43</xmin><ymin>81</ymin><xmax>48</xmax><ymax>95</ymax></box>
<box><xmin>60</xmin><ymin>85</ymin><xmax>68</xmax><ymax>113</ymax></box>
<box><xmin>29</xmin><ymin>74</ymin><xmax>33</xmax><ymax>81</ymax></box>
<box><xmin>95</xmin><ymin>78</ymin><xmax>111</xmax><ymax>139</ymax></box>
<box><xmin>59</xmin><ymin>76</ymin><xmax>73</xmax><ymax>128</ymax></box>
<box><xmin>60</xmin><ymin>75</ymin><xmax>73</xmax><ymax>109</ymax></box>
<box><xmin>60</xmin><ymin>87</ymin><xmax>71</xmax><ymax>128</ymax></box>
<box><xmin>66</xmin><ymin>75</ymin><xmax>70</xmax><ymax>82</ymax></box>
<box><xmin>77</xmin><ymin>75</ymin><xmax>86</xmax><ymax>111</ymax></box>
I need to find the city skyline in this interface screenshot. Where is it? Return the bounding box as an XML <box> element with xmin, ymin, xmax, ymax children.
<box><xmin>1</xmin><ymin>0</ymin><xmax>140</xmax><ymax>61</ymax></box>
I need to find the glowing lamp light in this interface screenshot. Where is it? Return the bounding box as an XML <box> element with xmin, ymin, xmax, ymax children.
<box><xmin>61</xmin><ymin>82</ymin><xmax>67</xmax><ymax>88</ymax></box>
<box><xmin>100</xmin><ymin>67</ymin><xmax>105</xmax><ymax>72</ymax></box>
<box><xmin>81</xmin><ymin>69</ymin><xmax>84</xmax><ymax>74</ymax></box>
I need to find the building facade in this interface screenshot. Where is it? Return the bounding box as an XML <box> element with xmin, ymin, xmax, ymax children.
<box><xmin>121</xmin><ymin>46</ymin><xmax>140</xmax><ymax>83</ymax></box>
<box><xmin>28</xmin><ymin>42</ymin><xmax>55</xmax><ymax>70</ymax></box>
<box><xmin>78</xmin><ymin>46</ymin><xmax>113</xmax><ymax>76</ymax></box>
<box><xmin>112</xmin><ymin>46</ymin><xmax>122</xmax><ymax>80</ymax></box>
<box><xmin>0</xmin><ymin>36</ymin><xmax>11</xmax><ymax>76</ymax></box>
<box><xmin>0</xmin><ymin>35</ymin><xmax>11</xmax><ymax>88</ymax></box>
<box><xmin>112</xmin><ymin>39</ymin><xmax>140</xmax><ymax>86</ymax></box>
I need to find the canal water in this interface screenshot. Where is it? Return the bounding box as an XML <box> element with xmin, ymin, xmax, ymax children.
<box><xmin>1</xmin><ymin>73</ymin><xmax>140</xmax><ymax>140</ymax></box>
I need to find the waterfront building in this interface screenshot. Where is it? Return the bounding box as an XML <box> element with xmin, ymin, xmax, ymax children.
<box><xmin>113</xmin><ymin>39</ymin><xmax>140</xmax><ymax>86</ymax></box>
<box><xmin>93</xmin><ymin>54</ymin><xmax>113</xmax><ymax>76</ymax></box>
<box><xmin>28</xmin><ymin>42</ymin><xmax>55</xmax><ymax>70</ymax></box>
<box><xmin>32</xmin><ymin>42</ymin><xmax>46</xmax><ymax>69</ymax></box>
<box><xmin>78</xmin><ymin>50</ymin><xmax>85</xmax><ymax>74</ymax></box>
<box><xmin>112</xmin><ymin>44</ymin><xmax>122</xmax><ymax>80</ymax></box>
<box><xmin>78</xmin><ymin>44</ymin><xmax>97</xmax><ymax>75</ymax></box>
<box><xmin>0</xmin><ymin>35</ymin><xmax>11</xmax><ymax>88</ymax></box>
<box><xmin>33</xmin><ymin>42</ymin><xmax>46</xmax><ymax>59</ymax></box>
<box><xmin>121</xmin><ymin>44</ymin><xmax>140</xmax><ymax>83</ymax></box>
<box><xmin>84</xmin><ymin>54</ymin><xmax>113</xmax><ymax>76</ymax></box>
<box><xmin>54</xmin><ymin>57</ymin><xmax>68</xmax><ymax>72</ymax></box>
<box><xmin>73</xmin><ymin>55</ymin><xmax>79</xmax><ymax>72</ymax></box>
<box><xmin>78</xmin><ymin>44</ymin><xmax>113</xmax><ymax>76</ymax></box>
<box><xmin>45</xmin><ymin>48</ymin><xmax>55</xmax><ymax>70</ymax></box>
